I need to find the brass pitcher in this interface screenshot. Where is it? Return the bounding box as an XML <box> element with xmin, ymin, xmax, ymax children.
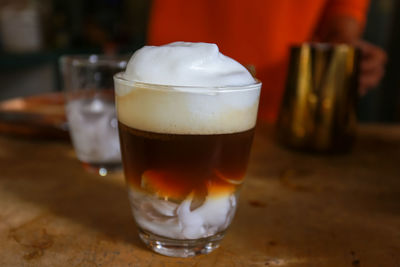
<box><xmin>277</xmin><ymin>43</ymin><xmax>360</xmax><ymax>152</ymax></box>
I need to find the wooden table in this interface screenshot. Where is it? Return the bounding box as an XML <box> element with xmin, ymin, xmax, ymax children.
<box><xmin>0</xmin><ymin>124</ymin><xmax>399</xmax><ymax>267</ymax></box>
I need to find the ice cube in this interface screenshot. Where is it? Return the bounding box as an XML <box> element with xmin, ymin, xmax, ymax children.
<box><xmin>66</xmin><ymin>98</ymin><xmax>121</xmax><ymax>163</ymax></box>
<box><xmin>128</xmin><ymin>187</ymin><xmax>237</xmax><ymax>240</ymax></box>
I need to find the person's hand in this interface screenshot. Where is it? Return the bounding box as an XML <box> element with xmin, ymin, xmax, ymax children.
<box><xmin>357</xmin><ymin>40</ymin><xmax>387</xmax><ymax>95</ymax></box>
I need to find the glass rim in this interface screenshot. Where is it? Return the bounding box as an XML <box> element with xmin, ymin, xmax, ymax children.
<box><xmin>290</xmin><ymin>42</ymin><xmax>358</xmax><ymax>51</ymax></box>
<box><xmin>60</xmin><ymin>54</ymin><xmax>129</xmax><ymax>67</ymax></box>
<box><xmin>113</xmin><ymin>72</ymin><xmax>262</xmax><ymax>93</ymax></box>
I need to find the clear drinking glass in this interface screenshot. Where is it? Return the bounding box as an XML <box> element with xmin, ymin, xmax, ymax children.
<box><xmin>61</xmin><ymin>55</ymin><xmax>127</xmax><ymax>175</ymax></box>
<box><xmin>114</xmin><ymin>74</ymin><xmax>261</xmax><ymax>257</ymax></box>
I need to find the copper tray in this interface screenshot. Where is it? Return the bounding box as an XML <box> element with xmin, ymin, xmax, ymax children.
<box><xmin>0</xmin><ymin>93</ymin><xmax>69</xmax><ymax>139</ymax></box>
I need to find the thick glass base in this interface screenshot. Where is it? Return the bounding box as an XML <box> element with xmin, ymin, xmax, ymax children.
<box><xmin>138</xmin><ymin>228</ymin><xmax>224</xmax><ymax>257</ymax></box>
<box><xmin>81</xmin><ymin>162</ymin><xmax>122</xmax><ymax>176</ymax></box>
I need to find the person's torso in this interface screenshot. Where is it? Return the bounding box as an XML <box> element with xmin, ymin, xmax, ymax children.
<box><xmin>148</xmin><ymin>0</ymin><xmax>329</xmax><ymax>122</ymax></box>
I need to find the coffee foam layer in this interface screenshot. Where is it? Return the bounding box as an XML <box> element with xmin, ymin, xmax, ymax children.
<box><xmin>115</xmin><ymin>83</ymin><xmax>260</xmax><ymax>134</ymax></box>
<box><xmin>115</xmin><ymin>42</ymin><xmax>261</xmax><ymax>134</ymax></box>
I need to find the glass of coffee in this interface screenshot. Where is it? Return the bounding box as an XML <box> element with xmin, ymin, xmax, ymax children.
<box><xmin>61</xmin><ymin>55</ymin><xmax>127</xmax><ymax>175</ymax></box>
<box><xmin>114</xmin><ymin>42</ymin><xmax>261</xmax><ymax>257</ymax></box>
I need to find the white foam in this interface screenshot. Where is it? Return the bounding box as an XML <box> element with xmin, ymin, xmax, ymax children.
<box><xmin>115</xmin><ymin>42</ymin><xmax>261</xmax><ymax>134</ymax></box>
<box><xmin>123</xmin><ymin>42</ymin><xmax>255</xmax><ymax>87</ymax></box>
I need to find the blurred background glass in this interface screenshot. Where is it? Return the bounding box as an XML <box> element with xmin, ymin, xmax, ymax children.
<box><xmin>0</xmin><ymin>0</ymin><xmax>398</xmax><ymax>122</ymax></box>
<box><xmin>61</xmin><ymin>55</ymin><xmax>127</xmax><ymax>175</ymax></box>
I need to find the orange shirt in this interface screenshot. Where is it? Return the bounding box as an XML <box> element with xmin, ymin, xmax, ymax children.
<box><xmin>147</xmin><ymin>0</ymin><xmax>369</xmax><ymax>123</ymax></box>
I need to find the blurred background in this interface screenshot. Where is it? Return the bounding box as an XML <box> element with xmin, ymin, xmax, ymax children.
<box><xmin>0</xmin><ymin>0</ymin><xmax>398</xmax><ymax>122</ymax></box>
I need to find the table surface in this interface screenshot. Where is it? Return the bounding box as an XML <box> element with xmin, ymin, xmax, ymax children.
<box><xmin>0</xmin><ymin>124</ymin><xmax>399</xmax><ymax>267</ymax></box>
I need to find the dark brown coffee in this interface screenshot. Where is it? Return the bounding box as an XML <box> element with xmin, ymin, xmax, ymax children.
<box><xmin>118</xmin><ymin>122</ymin><xmax>255</xmax><ymax>201</ymax></box>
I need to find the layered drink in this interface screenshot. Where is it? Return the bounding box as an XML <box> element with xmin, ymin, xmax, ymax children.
<box><xmin>114</xmin><ymin>42</ymin><xmax>261</xmax><ymax>257</ymax></box>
